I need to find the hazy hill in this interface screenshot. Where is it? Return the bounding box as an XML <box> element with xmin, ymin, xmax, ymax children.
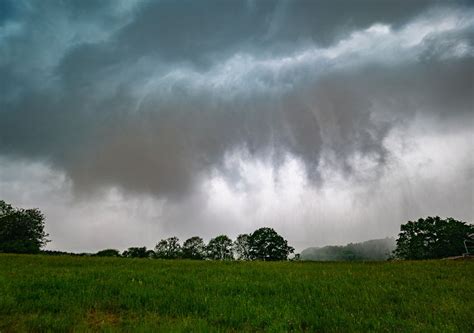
<box><xmin>301</xmin><ymin>238</ymin><xmax>396</xmax><ymax>261</ymax></box>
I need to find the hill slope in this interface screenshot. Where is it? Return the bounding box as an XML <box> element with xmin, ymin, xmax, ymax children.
<box><xmin>301</xmin><ymin>237</ymin><xmax>396</xmax><ymax>261</ymax></box>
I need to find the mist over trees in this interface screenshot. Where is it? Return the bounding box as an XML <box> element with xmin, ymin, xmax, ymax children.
<box><xmin>301</xmin><ymin>238</ymin><xmax>396</xmax><ymax>261</ymax></box>
<box><xmin>301</xmin><ymin>217</ymin><xmax>473</xmax><ymax>261</ymax></box>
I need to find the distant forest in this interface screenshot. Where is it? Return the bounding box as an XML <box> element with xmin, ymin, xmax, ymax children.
<box><xmin>301</xmin><ymin>238</ymin><xmax>396</xmax><ymax>261</ymax></box>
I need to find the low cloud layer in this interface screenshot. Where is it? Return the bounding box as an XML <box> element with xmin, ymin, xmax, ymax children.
<box><xmin>0</xmin><ymin>0</ymin><xmax>473</xmax><ymax>251</ymax></box>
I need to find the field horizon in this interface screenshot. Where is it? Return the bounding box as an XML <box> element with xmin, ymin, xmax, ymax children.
<box><xmin>1</xmin><ymin>254</ymin><xmax>473</xmax><ymax>332</ymax></box>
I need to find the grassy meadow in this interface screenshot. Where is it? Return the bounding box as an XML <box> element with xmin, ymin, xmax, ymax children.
<box><xmin>0</xmin><ymin>254</ymin><xmax>472</xmax><ymax>332</ymax></box>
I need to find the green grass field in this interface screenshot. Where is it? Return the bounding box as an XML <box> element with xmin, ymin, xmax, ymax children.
<box><xmin>0</xmin><ymin>254</ymin><xmax>472</xmax><ymax>332</ymax></box>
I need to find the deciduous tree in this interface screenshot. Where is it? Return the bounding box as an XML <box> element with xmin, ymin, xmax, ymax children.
<box><xmin>0</xmin><ymin>200</ymin><xmax>49</xmax><ymax>254</ymax></box>
<box><xmin>122</xmin><ymin>247</ymin><xmax>152</xmax><ymax>258</ymax></box>
<box><xmin>394</xmin><ymin>216</ymin><xmax>474</xmax><ymax>259</ymax></box>
<box><xmin>248</xmin><ymin>227</ymin><xmax>294</xmax><ymax>261</ymax></box>
<box><xmin>233</xmin><ymin>233</ymin><xmax>251</xmax><ymax>260</ymax></box>
<box><xmin>96</xmin><ymin>249</ymin><xmax>121</xmax><ymax>257</ymax></box>
<box><xmin>155</xmin><ymin>237</ymin><xmax>182</xmax><ymax>259</ymax></box>
<box><xmin>207</xmin><ymin>235</ymin><xmax>233</xmax><ymax>260</ymax></box>
<box><xmin>182</xmin><ymin>236</ymin><xmax>205</xmax><ymax>260</ymax></box>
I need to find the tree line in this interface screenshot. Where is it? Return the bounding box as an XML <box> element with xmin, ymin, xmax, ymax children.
<box><xmin>104</xmin><ymin>229</ymin><xmax>294</xmax><ymax>261</ymax></box>
<box><xmin>1</xmin><ymin>200</ymin><xmax>473</xmax><ymax>260</ymax></box>
<box><xmin>0</xmin><ymin>200</ymin><xmax>294</xmax><ymax>260</ymax></box>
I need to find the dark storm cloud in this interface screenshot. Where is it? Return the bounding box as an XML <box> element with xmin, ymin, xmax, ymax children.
<box><xmin>0</xmin><ymin>0</ymin><xmax>473</xmax><ymax>198</ymax></box>
<box><xmin>111</xmin><ymin>0</ymin><xmax>438</xmax><ymax>65</ymax></box>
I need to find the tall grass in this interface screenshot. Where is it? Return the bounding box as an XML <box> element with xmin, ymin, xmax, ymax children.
<box><xmin>0</xmin><ymin>254</ymin><xmax>472</xmax><ymax>332</ymax></box>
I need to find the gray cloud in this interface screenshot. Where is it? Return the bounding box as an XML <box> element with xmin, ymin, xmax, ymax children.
<box><xmin>0</xmin><ymin>0</ymin><xmax>473</xmax><ymax>250</ymax></box>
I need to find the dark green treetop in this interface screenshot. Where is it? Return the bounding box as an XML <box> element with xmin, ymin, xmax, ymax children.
<box><xmin>182</xmin><ymin>236</ymin><xmax>206</xmax><ymax>260</ymax></box>
<box><xmin>207</xmin><ymin>235</ymin><xmax>233</xmax><ymax>260</ymax></box>
<box><xmin>233</xmin><ymin>233</ymin><xmax>251</xmax><ymax>260</ymax></box>
<box><xmin>155</xmin><ymin>237</ymin><xmax>182</xmax><ymax>259</ymax></box>
<box><xmin>394</xmin><ymin>216</ymin><xmax>473</xmax><ymax>259</ymax></box>
<box><xmin>0</xmin><ymin>200</ymin><xmax>49</xmax><ymax>254</ymax></box>
<box><xmin>248</xmin><ymin>227</ymin><xmax>294</xmax><ymax>261</ymax></box>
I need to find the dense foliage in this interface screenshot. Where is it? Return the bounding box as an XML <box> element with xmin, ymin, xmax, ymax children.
<box><xmin>154</xmin><ymin>237</ymin><xmax>182</xmax><ymax>259</ymax></box>
<box><xmin>95</xmin><ymin>249</ymin><xmax>121</xmax><ymax>257</ymax></box>
<box><xmin>0</xmin><ymin>200</ymin><xmax>49</xmax><ymax>253</ymax></box>
<box><xmin>122</xmin><ymin>247</ymin><xmax>152</xmax><ymax>258</ymax></box>
<box><xmin>394</xmin><ymin>216</ymin><xmax>474</xmax><ymax>259</ymax></box>
<box><xmin>182</xmin><ymin>236</ymin><xmax>206</xmax><ymax>260</ymax></box>
<box><xmin>233</xmin><ymin>233</ymin><xmax>251</xmax><ymax>260</ymax></box>
<box><xmin>206</xmin><ymin>235</ymin><xmax>233</xmax><ymax>260</ymax></box>
<box><xmin>248</xmin><ymin>227</ymin><xmax>294</xmax><ymax>261</ymax></box>
<box><xmin>111</xmin><ymin>229</ymin><xmax>295</xmax><ymax>261</ymax></box>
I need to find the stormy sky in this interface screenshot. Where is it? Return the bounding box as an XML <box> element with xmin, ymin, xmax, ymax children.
<box><xmin>0</xmin><ymin>0</ymin><xmax>473</xmax><ymax>252</ymax></box>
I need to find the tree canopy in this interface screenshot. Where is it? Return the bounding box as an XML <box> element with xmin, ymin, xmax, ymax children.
<box><xmin>155</xmin><ymin>237</ymin><xmax>182</xmax><ymax>259</ymax></box>
<box><xmin>96</xmin><ymin>249</ymin><xmax>121</xmax><ymax>257</ymax></box>
<box><xmin>393</xmin><ymin>216</ymin><xmax>474</xmax><ymax>260</ymax></box>
<box><xmin>233</xmin><ymin>233</ymin><xmax>251</xmax><ymax>260</ymax></box>
<box><xmin>207</xmin><ymin>235</ymin><xmax>233</xmax><ymax>260</ymax></box>
<box><xmin>182</xmin><ymin>236</ymin><xmax>206</xmax><ymax>260</ymax></box>
<box><xmin>122</xmin><ymin>247</ymin><xmax>152</xmax><ymax>258</ymax></box>
<box><xmin>0</xmin><ymin>200</ymin><xmax>49</xmax><ymax>254</ymax></box>
<box><xmin>248</xmin><ymin>227</ymin><xmax>294</xmax><ymax>261</ymax></box>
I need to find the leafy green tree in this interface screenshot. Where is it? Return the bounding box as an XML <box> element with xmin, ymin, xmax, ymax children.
<box><xmin>394</xmin><ymin>216</ymin><xmax>474</xmax><ymax>260</ymax></box>
<box><xmin>233</xmin><ymin>233</ymin><xmax>251</xmax><ymax>260</ymax></box>
<box><xmin>122</xmin><ymin>247</ymin><xmax>152</xmax><ymax>258</ymax></box>
<box><xmin>207</xmin><ymin>235</ymin><xmax>233</xmax><ymax>260</ymax></box>
<box><xmin>0</xmin><ymin>200</ymin><xmax>49</xmax><ymax>254</ymax></box>
<box><xmin>248</xmin><ymin>227</ymin><xmax>294</xmax><ymax>261</ymax></box>
<box><xmin>182</xmin><ymin>236</ymin><xmax>206</xmax><ymax>260</ymax></box>
<box><xmin>96</xmin><ymin>249</ymin><xmax>121</xmax><ymax>257</ymax></box>
<box><xmin>155</xmin><ymin>237</ymin><xmax>182</xmax><ymax>259</ymax></box>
